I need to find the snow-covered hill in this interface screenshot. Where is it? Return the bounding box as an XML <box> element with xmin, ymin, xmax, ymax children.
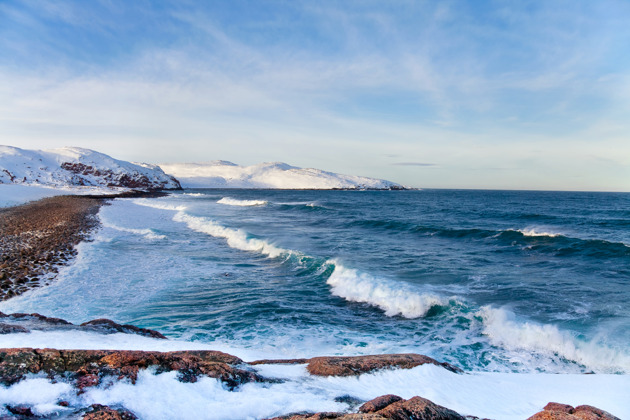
<box><xmin>159</xmin><ymin>161</ymin><xmax>404</xmax><ymax>189</ymax></box>
<box><xmin>0</xmin><ymin>146</ymin><xmax>181</xmax><ymax>190</ymax></box>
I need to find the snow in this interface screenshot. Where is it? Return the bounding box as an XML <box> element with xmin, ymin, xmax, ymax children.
<box><xmin>0</xmin><ymin>145</ymin><xmax>181</xmax><ymax>191</ymax></box>
<box><xmin>159</xmin><ymin>161</ymin><xmax>403</xmax><ymax>189</ymax></box>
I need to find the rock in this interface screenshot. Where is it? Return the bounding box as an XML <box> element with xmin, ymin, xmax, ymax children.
<box><xmin>359</xmin><ymin>395</ymin><xmax>404</xmax><ymax>413</ymax></box>
<box><xmin>0</xmin><ymin>323</ymin><xmax>30</xmax><ymax>334</ymax></box>
<box><xmin>544</xmin><ymin>403</ymin><xmax>575</xmax><ymax>414</ymax></box>
<box><xmin>80</xmin><ymin>319</ymin><xmax>167</xmax><ymax>339</ymax></box>
<box><xmin>375</xmin><ymin>396</ymin><xmax>465</xmax><ymax>420</ymax></box>
<box><xmin>266</xmin><ymin>414</ymin><xmax>386</xmax><ymax>420</ymax></box>
<box><xmin>0</xmin><ymin>348</ymin><xmax>260</xmax><ymax>389</ymax></box>
<box><xmin>573</xmin><ymin>405</ymin><xmax>620</xmax><ymax>420</ymax></box>
<box><xmin>82</xmin><ymin>404</ymin><xmax>138</xmax><ymax>420</ymax></box>
<box><xmin>8</xmin><ymin>312</ymin><xmax>72</xmax><ymax>325</ymax></box>
<box><xmin>527</xmin><ymin>402</ymin><xmax>621</xmax><ymax>420</ymax></box>
<box><xmin>266</xmin><ymin>396</ymin><xmax>465</xmax><ymax>420</ymax></box>
<box><xmin>6</xmin><ymin>405</ymin><xmax>34</xmax><ymax>416</ymax></box>
<box><xmin>305</xmin><ymin>354</ymin><xmax>462</xmax><ymax>377</ymax></box>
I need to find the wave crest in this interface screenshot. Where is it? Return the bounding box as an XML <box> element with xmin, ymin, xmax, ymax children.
<box><xmin>217</xmin><ymin>197</ymin><xmax>268</xmax><ymax>207</ymax></box>
<box><xmin>478</xmin><ymin>306</ymin><xmax>630</xmax><ymax>373</ymax></box>
<box><xmin>325</xmin><ymin>261</ymin><xmax>453</xmax><ymax>318</ymax></box>
<box><xmin>173</xmin><ymin>212</ymin><xmax>288</xmax><ymax>258</ymax></box>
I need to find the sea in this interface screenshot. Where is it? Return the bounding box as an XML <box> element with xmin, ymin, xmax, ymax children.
<box><xmin>1</xmin><ymin>189</ymin><xmax>629</xmax><ymax>419</ymax></box>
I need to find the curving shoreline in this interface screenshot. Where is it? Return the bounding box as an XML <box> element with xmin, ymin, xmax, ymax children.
<box><xmin>0</xmin><ymin>192</ymin><xmax>167</xmax><ymax>301</ymax></box>
<box><xmin>0</xmin><ymin>195</ymin><xmax>624</xmax><ymax>420</ymax></box>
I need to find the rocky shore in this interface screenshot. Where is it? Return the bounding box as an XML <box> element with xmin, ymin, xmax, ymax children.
<box><xmin>0</xmin><ymin>192</ymin><xmax>166</xmax><ymax>301</ymax></box>
<box><xmin>0</xmin><ymin>311</ymin><xmax>622</xmax><ymax>419</ymax></box>
<box><xmin>0</xmin><ymin>196</ymin><xmax>623</xmax><ymax>419</ymax></box>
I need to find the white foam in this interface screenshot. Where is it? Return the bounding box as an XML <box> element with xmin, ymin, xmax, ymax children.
<box><xmin>217</xmin><ymin>197</ymin><xmax>268</xmax><ymax>206</ymax></box>
<box><xmin>326</xmin><ymin>261</ymin><xmax>453</xmax><ymax>318</ymax></box>
<box><xmin>516</xmin><ymin>228</ymin><xmax>562</xmax><ymax>238</ymax></box>
<box><xmin>0</xmin><ymin>378</ymin><xmax>73</xmax><ymax>416</ymax></box>
<box><xmin>132</xmin><ymin>198</ymin><xmax>187</xmax><ymax>212</ymax></box>
<box><xmin>478</xmin><ymin>306</ymin><xmax>630</xmax><ymax>373</ymax></box>
<box><xmin>3</xmin><ymin>363</ymin><xmax>628</xmax><ymax>420</ymax></box>
<box><xmin>102</xmin><ymin>222</ymin><xmax>166</xmax><ymax>240</ymax></box>
<box><xmin>173</xmin><ymin>212</ymin><xmax>289</xmax><ymax>258</ymax></box>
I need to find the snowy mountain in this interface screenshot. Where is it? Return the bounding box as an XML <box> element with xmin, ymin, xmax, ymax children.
<box><xmin>0</xmin><ymin>146</ymin><xmax>181</xmax><ymax>190</ymax></box>
<box><xmin>159</xmin><ymin>161</ymin><xmax>404</xmax><ymax>189</ymax></box>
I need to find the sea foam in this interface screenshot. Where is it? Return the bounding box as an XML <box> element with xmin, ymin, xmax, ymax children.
<box><xmin>2</xmin><ymin>364</ymin><xmax>628</xmax><ymax>420</ymax></box>
<box><xmin>217</xmin><ymin>197</ymin><xmax>268</xmax><ymax>206</ymax></box>
<box><xmin>326</xmin><ymin>261</ymin><xmax>453</xmax><ymax>318</ymax></box>
<box><xmin>173</xmin><ymin>212</ymin><xmax>288</xmax><ymax>258</ymax></box>
<box><xmin>478</xmin><ymin>306</ymin><xmax>630</xmax><ymax>374</ymax></box>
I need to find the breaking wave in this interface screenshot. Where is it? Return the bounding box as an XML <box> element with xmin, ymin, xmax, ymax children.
<box><xmin>172</xmin><ymin>212</ymin><xmax>289</xmax><ymax>258</ymax></box>
<box><xmin>217</xmin><ymin>197</ymin><xmax>268</xmax><ymax>207</ymax></box>
<box><xmin>478</xmin><ymin>306</ymin><xmax>630</xmax><ymax>374</ymax></box>
<box><xmin>101</xmin><ymin>222</ymin><xmax>166</xmax><ymax>240</ymax></box>
<box><xmin>326</xmin><ymin>261</ymin><xmax>455</xmax><ymax>318</ymax></box>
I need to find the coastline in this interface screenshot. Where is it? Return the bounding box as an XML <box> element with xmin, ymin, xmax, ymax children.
<box><xmin>0</xmin><ymin>194</ymin><xmax>626</xmax><ymax>420</ymax></box>
<box><xmin>0</xmin><ymin>191</ymin><xmax>168</xmax><ymax>300</ymax></box>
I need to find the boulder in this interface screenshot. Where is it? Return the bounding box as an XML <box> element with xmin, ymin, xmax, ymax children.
<box><xmin>80</xmin><ymin>319</ymin><xmax>167</xmax><ymax>339</ymax></box>
<box><xmin>0</xmin><ymin>348</ymin><xmax>259</xmax><ymax>389</ymax></box>
<box><xmin>527</xmin><ymin>402</ymin><xmax>620</xmax><ymax>420</ymax></box>
<box><xmin>374</xmin><ymin>396</ymin><xmax>465</xmax><ymax>420</ymax></box>
<box><xmin>359</xmin><ymin>395</ymin><xmax>404</xmax><ymax>413</ymax></box>
<box><xmin>305</xmin><ymin>354</ymin><xmax>462</xmax><ymax>377</ymax></box>
<box><xmin>82</xmin><ymin>404</ymin><xmax>138</xmax><ymax>420</ymax></box>
<box><xmin>0</xmin><ymin>323</ymin><xmax>29</xmax><ymax>334</ymax></box>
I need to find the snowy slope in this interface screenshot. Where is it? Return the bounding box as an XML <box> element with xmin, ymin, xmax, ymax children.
<box><xmin>0</xmin><ymin>146</ymin><xmax>181</xmax><ymax>190</ymax></box>
<box><xmin>159</xmin><ymin>161</ymin><xmax>404</xmax><ymax>189</ymax></box>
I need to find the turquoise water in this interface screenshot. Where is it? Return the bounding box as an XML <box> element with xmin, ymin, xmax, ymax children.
<box><xmin>2</xmin><ymin>189</ymin><xmax>629</xmax><ymax>374</ymax></box>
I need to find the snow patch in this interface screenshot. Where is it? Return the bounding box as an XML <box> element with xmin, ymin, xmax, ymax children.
<box><xmin>159</xmin><ymin>161</ymin><xmax>403</xmax><ymax>190</ymax></box>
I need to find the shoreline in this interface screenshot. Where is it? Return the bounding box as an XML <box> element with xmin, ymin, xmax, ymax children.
<box><xmin>0</xmin><ymin>191</ymin><xmax>168</xmax><ymax>301</ymax></box>
<box><xmin>0</xmin><ymin>194</ymin><xmax>625</xmax><ymax>419</ymax></box>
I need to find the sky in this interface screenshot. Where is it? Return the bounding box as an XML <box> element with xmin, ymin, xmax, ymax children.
<box><xmin>1</xmin><ymin>1</ymin><xmax>629</xmax><ymax>191</ymax></box>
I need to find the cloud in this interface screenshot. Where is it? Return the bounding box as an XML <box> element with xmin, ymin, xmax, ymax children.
<box><xmin>391</xmin><ymin>162</ymin><xmax>437</xmax><ymax>167</ymax></box>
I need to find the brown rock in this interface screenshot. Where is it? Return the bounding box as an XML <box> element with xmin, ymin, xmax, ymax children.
<box><xmin>77</xmin><ymin>373</ymin><xmax>100</xmax><ymax>390</ymax></box>
<box><xmin>544</xmin><ymin>403</ymin><xmax>575</xmax><ymax>413</ymax></box>
<box><xmin>82</xmin><ymin>404</ymin><xmax>138</xmax><ymax>420</ymax></box>
<box><xmin>306</xmin><ymin>354</ymin><xmax>461</xmax><ymax>377</ymax></box>
<box><xmin>6</xmin><ymin>405</ymin><xmax>34</xmax><ymax>416</ymax></box>
<box><xmin>359</xmin><ymin>395</ymin><xmax>404</xmax><ymax>413</ymax></box>
<box><xmin>527</xmin><ymin>412</ymin><xmax>581</xmax><ymax>420</ymax></box>
<box><xmin>0</xmin><ymin>323</ymin><xmax>30</xmax><ymax>334</ymax></box>
<box><xmin>527</xmin><ymin>403</ymin><xmax>621</xmax><ymax>420</ymax></box>
<box><xmin>572</xmin><ymin>405</ymin><xmax>620</xmax><ymax>420</ymax></box>
<box><xmin>376</xmin><ymin>396</ymin><xmax>465</xmax><ymax>420</ymax></box>
<box><xmin>80</xmin><ymin>319</ymin><xmax>167</xmax><ymax>339</ymax></box>
<box><xmin>0</xmin><ymin>348</ymin><xmax>258</xmax><ymax>389</ymax></box>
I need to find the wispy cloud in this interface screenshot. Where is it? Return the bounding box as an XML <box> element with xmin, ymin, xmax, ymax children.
<box><xmin>392</xmin><ymin>162</ymin><xmax>437</xmax><ymax>167</ymax></box>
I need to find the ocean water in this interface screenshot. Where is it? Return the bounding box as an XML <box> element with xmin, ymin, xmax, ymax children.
<box><xmin>1</xmin><ymin>189</ymin><xmax>629</xmax><ymax>419</ymax></box>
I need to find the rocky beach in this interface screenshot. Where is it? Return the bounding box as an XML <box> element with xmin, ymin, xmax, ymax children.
<box><xmin>0</xmin><ymin>194</ymin><xmax>624</xmax><ymax>419</ymax></box>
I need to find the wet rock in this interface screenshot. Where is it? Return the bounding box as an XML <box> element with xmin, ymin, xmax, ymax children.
<box><xmin>82</xmin><ymin>404</ymin><xmax>138</xmax><ymax>420</ymax></box>
<box><xmin>305</xmin><ymin>354</ymin><xmax>462</xmax><ymax>377</ymax></box>
<box><xmin>0</xmin><ymin>323</ymin><xmax>29</xmax><ymax>334</ymax></box>
<box><xmin>80</xmin><ymin>319</ymin><xmax>167</xmax><ymax>339</ymax></box>
<box><xmin>543</xmin><ymin>403</ymin><xmax>576</xmax><ymax>413</ymax></box>
<box><xmin>527</xmin><ymin>402</ymin><xmax>621</xmax><ymax>420</ymax></box>
<box><xmin>6</xmin><ymin>405</ymin><xmax>34</xmax><ymax>416</ymax></box>
<box><xmin>0</xmin><ymin>348</ymin><xmax>260</xmax><ymax>389</ymax></box>
<box><xmin>375</xmin><ymin>396</ymin><xmax>465</xmax><ymax>420</ymax></box>
<box><xmin>359</xmin><ymin>395</ymin><xmax>404</xmax><ymax>413</ymax></box>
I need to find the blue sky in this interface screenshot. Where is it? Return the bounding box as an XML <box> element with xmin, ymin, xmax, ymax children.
<box><xmin>1</xmin><ymin>1</ymin><xmax>629</xmax><ymax>190</ymax></box>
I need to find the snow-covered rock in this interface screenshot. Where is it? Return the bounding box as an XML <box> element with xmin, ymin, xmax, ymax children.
<box><xmin>159</xmin><ymin>161</ymin><xmax>404</xmax><ymax>190</ymax></box>
<box><xmin>0</xmin><ymin>146</ymin><xmax>181</xmax><ymax>190</ymax></box>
